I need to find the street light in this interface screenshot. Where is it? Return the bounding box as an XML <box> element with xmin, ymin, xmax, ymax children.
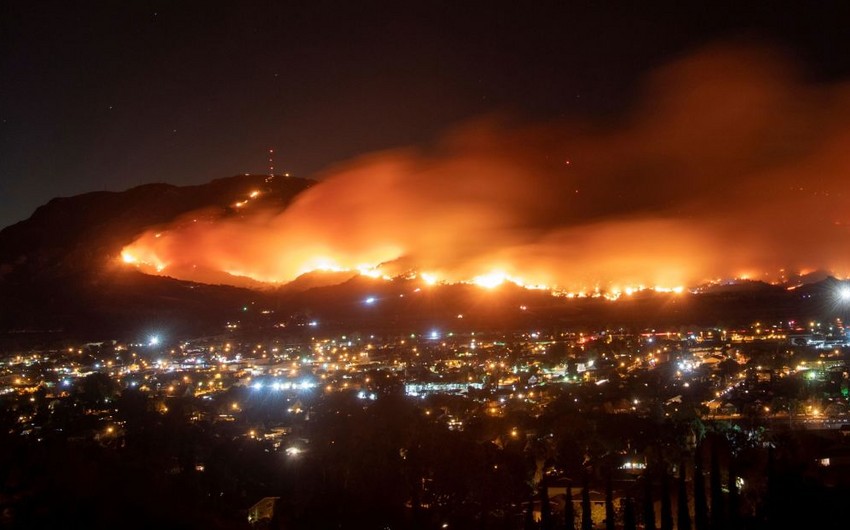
<box><xmin>837</xmin><ymin>285</ymin><xmax>850</xmax><ymax>335</ymax></box>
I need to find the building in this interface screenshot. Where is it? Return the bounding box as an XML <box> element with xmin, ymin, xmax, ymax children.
<box><xmin>248</xmin><ymin>497</ymin><xmax>280</xmax><ymax>527</ymax></box>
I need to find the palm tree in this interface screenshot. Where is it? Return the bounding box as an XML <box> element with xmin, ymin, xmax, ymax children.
<box><xmin>525</xmin><ymin>494</ymin><xmax>537</xmax><ymax>530</ymax></box>
<box><xmin>677</xmin><ymin>461</ymin><xmax>692</xmax><ymax>530</ymax></box>
<box><xmin>709</xmin><ymin>441</ymin><xmax>724</xmax><ymax>530</ymax></box>
<box><xmin>643</xmin><ymin>472</ymin><xmax>656</xmax><ymax>530</ymax></box>
<box><xmin>727</xmin><ymin>457</ymin><xmax>739</xmax><ymax>530</ymax></box>
<box><xmin>693</xmin><ymin>448</ymin><xmax>708</xmax><ymax>530</ymax></box>
<box><xmin>623</xmin><ymin>497</ymin><xmax>637</xmax><ymax>530</ymax></box>
<box><xmin>605</xmin><ymin>474</ymin><xmax>616</xmax><ymax>530</ymax></box>
<box><xmin>541</xmin><ymin>479</ymin><xmax>553</xmax><ymax>530</ymax></box>
<box><xmin>564</xmin><ymin>483</ymin><xmax>576</xmax><ymax>530</ymax></box>
<box><xmin>660</xmin><ymin>469</ymin><xmax>673</xmax><ymax>530</ymax></box>
<box><xmin>581</xmin><ymin>474</ymin><xmax>592</xmax><ymax>530</ymax></box>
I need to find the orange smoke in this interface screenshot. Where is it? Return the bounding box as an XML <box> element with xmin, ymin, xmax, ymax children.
<box><xmin>122</xmin><ymin>42</ymin><xmax>850</xmax><ymax>292</ymax></box>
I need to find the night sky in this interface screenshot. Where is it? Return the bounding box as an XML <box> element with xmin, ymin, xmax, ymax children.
<box><xmin>2</xmin><ymin>1</ymin><xmax>850</xmax><ymax>229</ymax></box>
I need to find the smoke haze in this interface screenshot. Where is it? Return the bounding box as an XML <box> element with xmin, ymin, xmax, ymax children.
<box><xmin>122</xmin><ymin>42</ymin><xmax>850</xmax><ymax>292</ymax></box>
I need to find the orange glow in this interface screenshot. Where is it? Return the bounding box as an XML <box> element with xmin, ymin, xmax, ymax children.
<box><xmin>420</xmin><ymin>272</ymin><xmax>439</xmax><ymax>285</ymax></box>
<box><xmin>120</xmin><ymin>44</ymin><xmax>850</xmax><ymax>292</ymax></box>
<box><xmin>473</xmin><ymin>272</ymin><xmax>508</xmax><ymax>289</ymax></box>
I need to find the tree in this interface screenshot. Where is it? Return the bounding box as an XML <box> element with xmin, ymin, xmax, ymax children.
<box><xmin>643</xmin><ymin>473</ymin><xmax>656</xmax><ymax>530</ymax></box>
<box><xmin>677</xmin><ymin>461</ymin><xmax>692</xmax><ymax>530</ymax></box>
<box><xmin>693</xmin><ymin>448</ymin><xmax>709</xmax><ymax>530</ymax></box>
<box><xmin>660</xmin><ymin>470</ymin><xmax>673</xmax><ymax>530</ymax></box>
<box><xmin>525</xmin><ymin>494</ymin><xmax>537</xmax><ymax>530</ymax></box>
<box><xmin>76</xmin><ymin>372</ymin><xmax>118</xmax><ymax>407</ymax></box>
<box><xmin>623</xmin><ymin>497</ymin><xmax>637</xmax><ymax>530</ymax></box>
<box><xmin>540</xmin><ymin>479</ymin><xmax>553</xmax><ymax>530</ymax></box>
<box><xmin>726</xmin><ymin>457</ymin><xmax>739</xmax><ymax>530</ymax></box>
<box><xmin>765</xmin><ymin>447</ymin><xmax>777</xmax><ymax>529</ymax></box>
<box><xmin>581</xmin><ymin>474</ymin><xmax>592</xmax><ymax>530</ymax></box>
<box><xmin>605</xmin><ymin>474</ymin><xmax>616</xmax><ymax>530</ymax></box>
<box><xmin>564</xmin><ymin>483</ymin><xmax>576</xmax><ymax>530</ymax></box>
<box><xmin>709</xmin><ymin>441</ymin><xmax>724</xmax><ymax>530</ymax></box>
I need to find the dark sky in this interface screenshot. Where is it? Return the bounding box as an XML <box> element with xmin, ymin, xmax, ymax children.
<box><xmin>2</xmin><ymin>0</ymin><xmax>849</xmax><ymax>229</ymax></box>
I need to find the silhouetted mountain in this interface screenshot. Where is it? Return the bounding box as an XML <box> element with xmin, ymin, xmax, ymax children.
<box><xmin>0</xmin><ymin>175</ymin><xmax>311</xmax><ymax>342</ymax></box>
<box><xmin>0</xmin><ymin>174</ymin><xmax>313</xmax><ymax>281</ymax></box>
<box><xmin>1</xmin><ymin>175</ymin><xmax>849</xmax><ymax>347</ymax></box>
<box><xmin>280</xmin><ymin>270</ymin><xmax>361</xmax><ymax>293</ymax></box>
<box><xmin>694</xmin><ymin>279</ymin><xmax>782</xmax><ymax>295</ymax></box>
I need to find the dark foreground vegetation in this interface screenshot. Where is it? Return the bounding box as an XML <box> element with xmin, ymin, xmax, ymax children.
<box><xmin>2</xmin><ymin>369</ymin><xmax>850</xmax><ymax>530</ymax></box>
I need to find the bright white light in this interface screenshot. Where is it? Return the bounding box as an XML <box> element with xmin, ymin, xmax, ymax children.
<box><xmin>364</xmin><ymin>297</ymin><xmax>376</xmax><ymax>305</ymax></box>
<box><xmin>429</xmin><ymin>330</ymin><xmax>440</xmax><ymax>340</ymax></box>
<box><xmin>839</xmin><ymin>286</ymin><xmax>850</xmax><ymax>301</ymax></box>
<box><xmin>285</xmin><ymin>447</ymin><xmax>302</xmax><ymax>456</ymax></box>
<box><xmin>473</xmin><ymin>272</ymin><xmax>507</xmax><ymax>289</ymax></box>
<box><xmin>252</xmin><ymin>381</ymin><xmax>264</xmax><ymax>390</ymax></box>
<box><xmin>148</xmin><ymin>335</ymin><xmax>160</xmax><ymax>346</ymax></box>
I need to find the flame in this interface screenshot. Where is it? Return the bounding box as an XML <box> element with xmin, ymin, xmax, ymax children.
<box><xmin>472</xmin><ymin>272</ymin><xmax>508</xmax><ymax>289</ymax></box>
<box><xmin>120</xmin><ymin>43</ymin><xmax>850</xmax><ymax>292</ymax></box>
<box><xmin>419</xmin><ymin>272</ymin><xmax>439</xmax><ymax>286</ymax></box>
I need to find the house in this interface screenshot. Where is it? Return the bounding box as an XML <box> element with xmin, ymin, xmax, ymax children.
<box><xmin>248</xmin><ymin>497</ymin><xmax>280</xmax><ymax>527</ymax></box>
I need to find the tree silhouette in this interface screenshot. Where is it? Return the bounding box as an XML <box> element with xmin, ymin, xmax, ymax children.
<box><xmin>540</xmin><ymin>479</ymin><xmax>553</xmax><ymax>530</ymax></box>
<box><xmin>76</xmin><ymin>372</ymin><xmax>118</xmax><ymax>407</ymax></box>
<box><xmin>525</xmin><ymin>494</ymin><xmax>537</xmax><ymax>530</ymax></box>
<box><xmin>726</xmin><ymin>457</ymin><xmax>739</xmax><ymax>530</ymax></box>
<box><xmin>643</xmin><ymin>472</ymin><xmax>656</xmax><ymax>530</ymax></box>
<box><xmin>564</xmin><ymin>483</ymin><xmax>576</xmax><ymax>530</ymax></box>
<box><xmin>677</xmin><ymin>461</ymin><xmax>692</xmax><ymax>530</ymax></box>
<box><xmin>709</xmin><ymin>441</ymin><xmax>724</xmax><ymax>530</ymax></box>
<box><xmin>765</xmin><ymin>447</ymin><xmax>777</xmax><ymax>529</ymax></box>
<box><xmin>693</xmin><ymin>448</ymin><xmax>708</xmax><ymax>530</ymax></box>
<box><xmin>605</xmin><ymin>474</ymin><xmax>615</xmax><ymax>530</ymax></box>
<box><xmin>581</xmin><ymin>474</ymin><xmax>592</xmax><ymax>530</ymax></box>
<box><xmin>660</xmin><ymin>470</ymin><xmax>673</xmax><ymax>530</ymax></box>
<box><xmin>623</xmin><ymin>497</ymin><xmax>637</xmax><ymax>530</ymax></box>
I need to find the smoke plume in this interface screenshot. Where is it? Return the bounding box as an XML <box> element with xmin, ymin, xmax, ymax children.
<box><xmin>122</xmin><ymin>42</ymin><xmax>850</xmax><ymax>292</ymax></box>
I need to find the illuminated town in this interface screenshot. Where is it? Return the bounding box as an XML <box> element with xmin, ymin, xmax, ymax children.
<box><xmin>4</xmin><ymin>279</ymin><xmax>850</xmax><ymax>527</ymax></box>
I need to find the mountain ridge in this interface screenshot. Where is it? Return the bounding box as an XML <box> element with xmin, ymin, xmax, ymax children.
<box><xmin>1</xmin><ymin>175</ymin><xmax>848</xmax><ymax>346</ymax></box>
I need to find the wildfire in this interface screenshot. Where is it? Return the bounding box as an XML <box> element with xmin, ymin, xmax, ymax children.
<box><xmin>472</xmin><ymin>272</ymin><xmax>508</xmax><ymax>289</ymax></box>
<box><xmin>419</xmin><ymin>272</ymin><xmax>439</xmax><ymax>286</ymax></box>
<box><xmin>119</xmin><ymin>44</ymin><xmax>850</xmax><ymax>293</ymax></box>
